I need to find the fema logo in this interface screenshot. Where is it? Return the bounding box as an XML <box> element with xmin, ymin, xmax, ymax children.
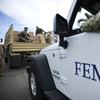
<box><xmin>75</xmin><ymin>62</ymin><xmax>100</xmax><ymax>82</ymax></box>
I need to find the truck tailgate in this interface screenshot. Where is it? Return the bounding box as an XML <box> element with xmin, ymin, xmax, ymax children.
<box><xmin>11</xmin><ymin>43</ymin><xmax>49</xmax><ymax>52</ymax></box>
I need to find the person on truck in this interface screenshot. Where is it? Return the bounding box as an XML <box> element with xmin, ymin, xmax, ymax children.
<box><xmin>0</xmin><ymin>46</ymin><xmax>5</xmax><ymax>76</ymax></box>
<box><xmin>19</xmin><ymin>27</ymin><xmax>32</xmax><ymax>42</ymax></box>
<box><xmin>35</xmin><ymin>26</ymin><xmax>46</xmax><ymax>35</ymax></box>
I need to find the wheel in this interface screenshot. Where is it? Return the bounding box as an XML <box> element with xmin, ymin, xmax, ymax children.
<box><xmin>6</xmin><ymin>48</ymin><xmax>13</xmax><ymax>69</ymax></box>
<box><xmin>5</xmin><ymin>57</ymin><xmax>8</xmax><ymax>63</ymax></box>
<box><xmin>28</xmin><ymin>71</ymin><xmax>47</xmax><ymax>100</ymax></box>
<box><xmin>7</xmin><ymin>54</ymin><xmax>13</xmax><ymax>69</ymax></box>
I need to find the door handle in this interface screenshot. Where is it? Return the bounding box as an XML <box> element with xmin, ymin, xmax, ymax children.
<box><xmin>60</xmin><ymin>76</ymin><xmax>69</xmax><ymax>85</ymax></box>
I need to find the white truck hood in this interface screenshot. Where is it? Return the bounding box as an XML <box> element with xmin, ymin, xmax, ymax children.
<box><xmin>41</xmin><ymin>42</ymin><xmax>60</xmax><ymax>52</ymax></box>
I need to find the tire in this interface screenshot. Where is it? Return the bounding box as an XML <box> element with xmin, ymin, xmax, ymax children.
<box><xmin>6</xmin><ymin>48</ymin><xmax>13</xmax><ymax>69</ymax></box>
<box><xmin>7</xmin><ymin>55</ymin><xmax>13</xmax><ymax>69</ymax></box>
<box><xmin>4</xmin><ymin>57</ymin><xmax>8</xmax><ymax>63</ymax></box>
<box><xmin>28</xmin><ymin>71</ymin><xmax>47</xmax><ymax>100</ymax></box>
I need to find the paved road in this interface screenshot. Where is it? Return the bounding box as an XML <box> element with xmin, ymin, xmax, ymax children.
<box><xmin>0</xmin><ymin>66</ymin><xmax>32</xmax><ymax>100</ymax></box>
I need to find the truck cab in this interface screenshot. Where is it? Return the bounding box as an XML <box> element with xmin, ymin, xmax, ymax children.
<box><xmin>27</xmin><ymin>0</ymin><xmax>100</xmax><ymax>100</ymax></box>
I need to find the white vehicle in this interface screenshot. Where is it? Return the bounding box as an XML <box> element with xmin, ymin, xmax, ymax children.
<box><xmin>27</xmin><ymin>0</ymin><xmax>100</xmax><ymax>100</ymax></box>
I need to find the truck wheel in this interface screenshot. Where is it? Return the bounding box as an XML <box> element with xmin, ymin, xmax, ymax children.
<box><xmin>7</xmin><ymin>55</ymin><xmax>13</xmax><ymax>69</ymax></box>
<box><xmin>5</xmin><ymin>57</ymin><xmax>8</xmax><ymax>63</ymax></box>
<box><xmin>7</xmin><ymin>55</ymin><xmax>11</xmax><ymax>68</ymax></box>
<box><xmin>28</xmin><ymin>71</ymin><xmax>47</xmax><ymax>100</ymax></box>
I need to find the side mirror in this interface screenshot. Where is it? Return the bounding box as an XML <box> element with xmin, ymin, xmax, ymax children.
<box><xmin>54</xmin><ymin>13</ymin><xmax>68</xmax><ymax>36</ymax></box>
<box><xmin>54</xmin><ymin>14</ymin><xmax>68</xmax><ymax>49</ymax></box>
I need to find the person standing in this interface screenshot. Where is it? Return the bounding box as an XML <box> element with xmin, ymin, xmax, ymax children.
<box><xmin>35</xmin><ymin>26</ymin><xmax>45</xmax><ymax>35</ymax></box>
<box><xmin>0</xmin><ymin>45</ymin><xmax>5</xmax><ymax>76</ymax></box>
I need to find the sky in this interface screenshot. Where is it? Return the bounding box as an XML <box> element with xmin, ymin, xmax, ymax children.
<box><xmin>0</xmin><ymin>0</ymin><xmax>73</xmax><ymax>39</ymax></box>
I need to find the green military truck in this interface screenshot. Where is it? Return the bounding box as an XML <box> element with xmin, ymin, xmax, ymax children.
<box><xmin>4</xmin><ymin>25</ymin><xmax>50</xmax><ymax>68</ymax></box>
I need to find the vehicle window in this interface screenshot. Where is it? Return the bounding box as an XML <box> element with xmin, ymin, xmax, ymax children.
<box><xmin>72</xmin><ymin>8</ymin><xmax>92</xmax><ymax>30</ymax></box>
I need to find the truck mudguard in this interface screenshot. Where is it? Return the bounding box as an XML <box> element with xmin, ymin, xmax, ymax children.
<box><xmin>29</xmin><ymin>54</ymin><xmax>56</xmax><ymax>91</ymax></box>
<box><xmin>27</xmin><ymin>54</ymin><xmax>70</xmax><ymax>100</ymax></box>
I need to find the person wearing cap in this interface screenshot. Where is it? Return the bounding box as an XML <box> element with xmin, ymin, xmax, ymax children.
<box><xmin>19</xmin><ymin>27</ymin><xmax>31</xmax><ymax>42</ymax></box>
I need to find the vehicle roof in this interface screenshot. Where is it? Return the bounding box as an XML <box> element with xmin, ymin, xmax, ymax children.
<box><xmin>82</xmin><ymin>0</ymin><xmax>100</xmax><ymax>14</ymax></box>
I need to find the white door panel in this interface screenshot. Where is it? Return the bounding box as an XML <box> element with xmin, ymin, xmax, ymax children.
<box><xmin>60</xmin><ymin>33</ymin><xmax>100</xmax><ymax>100</ymax></box>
